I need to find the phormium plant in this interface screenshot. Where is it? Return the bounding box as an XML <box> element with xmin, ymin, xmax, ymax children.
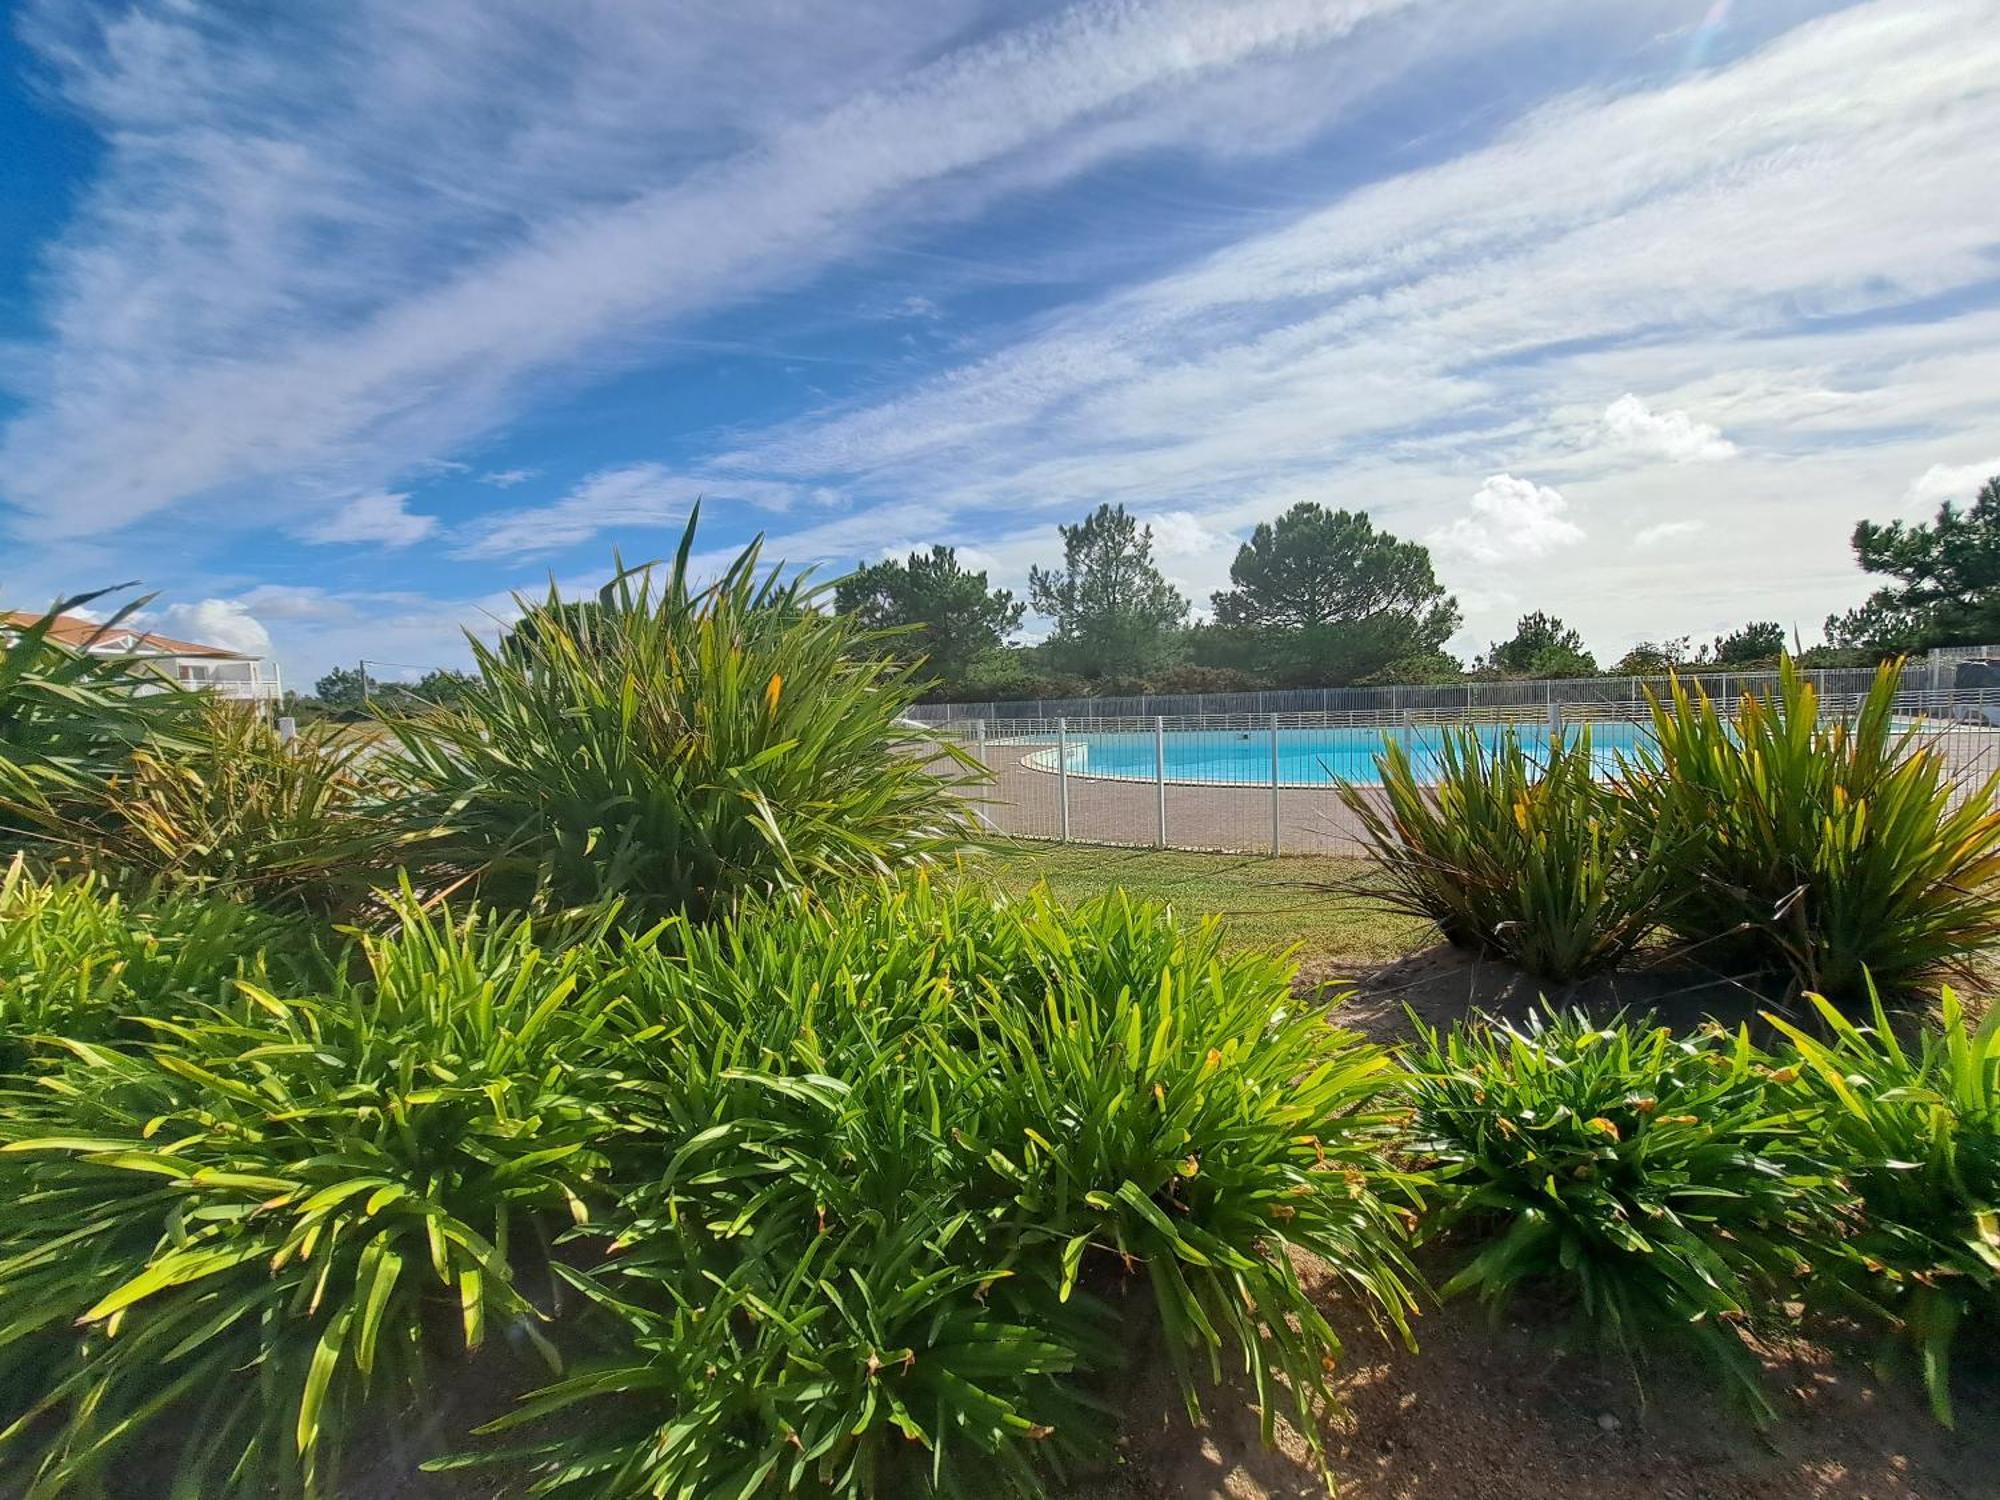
<box><xmin>22</xmin><ymin>697</ymin><xmax>418</xmax><ymax>917</ymax></box>
<box><xmin>1338</xmin><ymin>724</ymin><xmax>1664</xmax><ymax>981</ymax></box>
<box><xmin>1623</xmin><ymin>658</ymin><xmax>2000</xmax><ymax>999</ymax></box>
<box><xmin>383</xmin><ymin>511</ymin><xmax>980</xmax><ymax>926</ymax></box>
<box><xmin>0</xmin><ymin>590</ymin><xmax>197</xmax><ymax>848</ymax></box>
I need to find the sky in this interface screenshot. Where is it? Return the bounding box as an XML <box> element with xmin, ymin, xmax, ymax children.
<box><xmin>3</xmin><ymin>0</ymin><xmax>1999</xmax><ymax>690</ymax></box>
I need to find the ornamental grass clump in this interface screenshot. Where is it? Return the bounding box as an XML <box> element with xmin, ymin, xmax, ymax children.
<box><xmin>22</xmin><ymin>697</ymin><xmax>416</xmax><ymax>917</ymax></box>
<box><xmin>0</xmin><ymin>856</ymin><xmax>318</xmax><ymax>1071</ymax></box>
<box><xmin>384</xmin><ymin>511</ymin><xmax>979</xmax><ymax>926</ymax></box>
<box><xmin>1770</xmin><ymin>988</ymin><xmax>2000</xmax><ymax>1426</ymax></box>
<box><xmin>459</xmin><ymin>879</ymin><xmax>1421</xmax><ymax>1498</ymax></box>
<box><xmin>1406</xmin><ymin>1010</ymin><xmax>1834</xmax><ymax>1414</ymax></box>
<box><xmin>0</xmin><ymin>893</ymin><xmax>633</xmax><ymax>1497</ymax></box>
<box><xmin>0</xmin><ymin>592</ymin><xmax>197</xmax><ymax>846</ymax></box>
<box><xmin>1337</xmin><ymin>725</ymin><xmax>1663</xmax><ymax>981</ymax></box>
<box><xmin>1624</xmin><ymin>658</ymin><xmax>2000</xmax><ymax>999</ymax></box>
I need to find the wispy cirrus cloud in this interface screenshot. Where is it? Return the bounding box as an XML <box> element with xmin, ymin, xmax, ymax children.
<box><xmin>1631</xmin><ymin>518</ymin><xmax>1706</xmax><ymax>549</ymax></box>
<box><xmin>1</xmin><ymin>0</ymin><xmax>1425</xmax><ymax>542</ymax></box>
<box><xmin>685</xmin><ymin>0</ymin><xmax>2000</xmax><ymax>647</ymax></box>
<box><xmin>303</xmin><ymin>492</ymin><xmax>439</xmax><ymax>548</ymax></box>
<box><xmin>458</xmin><ymin>464</ymin><xmax>814</xmax><ymax>560</ymax></box>
<box><xmin>5</xmin><ymin>0</ymin><xmax>1999</xmax><ymax>684</ymax></box>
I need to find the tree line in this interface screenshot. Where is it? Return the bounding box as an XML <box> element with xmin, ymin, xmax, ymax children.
<box><xmin>834</xmin><ymin>472</ymin><xmax>2000</xmax><ymax>702</ymax></box>
<box><xmin>306</xmin><ymin>471</ymin><xmax>2000</xmax><ymax>711</ymax></box>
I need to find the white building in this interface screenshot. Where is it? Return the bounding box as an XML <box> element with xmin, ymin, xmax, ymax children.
<box><xmin>1</xmin><ymin>611</ymin><xmax>282</xmax><ymax>704</ymax></box>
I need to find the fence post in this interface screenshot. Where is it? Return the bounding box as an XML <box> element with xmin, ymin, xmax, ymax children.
<box><xmin>1056</xmin><ymin>717</ymin><xmax>1071</xmax><ymax>843</ymax></box>
<box><xmin>973</xmin><ymin>719</ymin><xmax>987</xmax><ymax>770</ymax></box>
<box><xmin>1153</xmin><ymin>716</ymin><xmax>1167</xmax><ymax>849</ymax></box>
<box><xmin>1269</xmin><ymin>713</ymin><xmax>1281</xmax><ymax>858</ymax></box>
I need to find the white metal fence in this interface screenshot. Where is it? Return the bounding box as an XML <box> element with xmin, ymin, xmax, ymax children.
<box><xmin>932</xmin><ymin>689</ymin><xmax>2000</xmax><ymax>858</ymax></box>
<box><xmin>910</xmin><ymin>667</ymin><xmax>1890</xmax><ymax>726</ymax></box>
<box><xmin>910</xmin><ymin>651</ymin><xmax>2000</xmax><ymax>727</ymax></box>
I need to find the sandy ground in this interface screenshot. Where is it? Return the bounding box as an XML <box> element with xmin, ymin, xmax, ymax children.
<box><xmin>1075</xmin><ymin>1269</ymin><xmax>1998</xmax><ymax>1500</ymax></box>
<box><xmin>969</xmin><ymin>746</ymin><xmax>1377</xmax><ymax>855</ymax></box>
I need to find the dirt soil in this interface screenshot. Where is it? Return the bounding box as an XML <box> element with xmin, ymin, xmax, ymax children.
<box><xmin>1076</xmin><ymin>1266</ymin><xmax>1998</xmax><ymax>1500</ymax></box>
<box><xmin>1061</xmin><ymin>943</ymin><xmax>2000</xmax><ymax>1500</ymax></box>
<box><xmin>1299</xmin><ymin>942</ymin><xmax>1799</xmax><ymax>1047</ymax></box>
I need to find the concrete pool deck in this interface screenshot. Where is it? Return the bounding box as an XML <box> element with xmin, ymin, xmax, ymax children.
<box><xmin>969</xmin><ymin>746</ymin><xmax>1376</xmax><ymax>855</ymax></box>
<box><xmin>961</xmin><ymin>721</ymin><xmax>2000</xmax><ymax>857</ymax></box>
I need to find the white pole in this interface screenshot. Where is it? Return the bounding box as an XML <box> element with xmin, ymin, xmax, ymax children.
<box><xmin>974</xmin><ymin>719</ymin><xmax>987</xmax><ymax>770</ymax></box>
<box><xmin>1153</xmin><ymin>716</ymin><xmax>1167</xmax><ymax>849</ymax></box>
<box><xmin>1269</xmin><ymin>713</ymin><xmax>1281</xmax><ymax>858</ymax></box>
<box><xmin>1056</xmin><ymin>717</ymin><xmax>1071</xmax><ymax>843</ymax></box>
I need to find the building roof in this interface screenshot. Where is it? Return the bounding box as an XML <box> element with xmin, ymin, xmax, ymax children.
<box><xmin>0</xmin><ymin>610</ymin><xmax>255</xmax><ymax>660</ymax></box>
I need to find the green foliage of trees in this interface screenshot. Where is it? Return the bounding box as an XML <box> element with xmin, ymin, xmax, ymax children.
<box><xmin>1207</xmin><ymin>504</ymin><xmax>1460</xmax><ymax>686</ymax></box>
<box><xmin>1710</xmin><ymin>620</ymin><xmax>1787</xmax><ymax>666</ymax></box>
<box><xmin>833</xmin><ymin>545</ymin><xmax>1024</xmax><ymax>695</ymax></box>
<box><xmin>1610</xmin><ymin>637</ymin><xmax>1696</xmax><ymax>675</ymax></box>
<box><xmin>1028</xmin><ymin>504</ymin><xmax>1188</xmax><ymax>680</ymax></box>
<box><xmin>1472</xmin><ymin>611</ymin><xmax>1596</xmax><ymax>678</ymax></box>
<box><xmin>311</xmin><ymin>665</ymin><xmax>367</xmax><ymax>710</ymax></box>
<box><xmin>1828</xmin><ymin>473</ymin><xmax>2000</xmax><ymax>650</ymax></box>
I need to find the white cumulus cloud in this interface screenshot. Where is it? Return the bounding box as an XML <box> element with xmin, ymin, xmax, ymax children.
<box><xmin>304</xmin><ymin>492</ymin><xmax>438</xmax><ymax>548</ymax></box>
<box><xmin>156</xmin><ymin>599</ymin><xmax>272</xmax><ymax>656</ymax></box>
<box><xmin>1600</xmin><ymin>394</ymin><xmax>1736</xmax><ymax>463</ymax></box>
<box><xmin>1428</xmin><ymin>474</ymin><xmax>1583</xmax><ymax>564</ymax></box>
<box><xmin>1902</xmin><ymin>456</ymin><xmax>2000</xmax><ymax>511</ymax></box>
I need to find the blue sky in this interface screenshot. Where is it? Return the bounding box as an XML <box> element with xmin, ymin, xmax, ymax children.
<box><xmin>3</xmin><ymin>0</ymin><xmax>1999</xmax><ymax>689</ymax></box>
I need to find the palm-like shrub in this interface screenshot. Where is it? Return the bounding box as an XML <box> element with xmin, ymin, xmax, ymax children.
<box><xmin>0</xmin><ymin>592</ymin><xmax>194</xmax><ymax>844</ymax></box>
<box><xmin>385</xmin><ymin>516</ymin><xmax>978</xmax><ymax>925</ymax></box>
<box><xmin>1770</xmin><ymin>989</ymin><xmax>2000</xmax><ymax>1426</ymax></box>
<box><xmin>0</xmin><ymin>895</ymin><xmax>632</xmax><ymax>1496</ymax></box>
<box><xmin>464</xmin><ymin>880</ymin><xmax>1420</xmax><ymax>1496</ymax></box>
<box><xmin>0</xmin><ymin>857</ymin><xmax>316</xmax><ymax>1070</ymax></box>
<box><xmin>1406</xmin><ymin>1010</ymin><xmax>1832</xmax><ymax>1413</ymax></box>
<box><xmin>27</xmin><ymin>698</ymin><xmax>413</xmax><ymax>916</ymax></box>
<box><xmin>1337</xmin><ymin>726</ymin><xmax>1662</xmax><ymax>980</ymax></box>
<box><xmin>1625</xmin><ymin>659</ymin><xmax>2000</xmax><ymax>998</ymax></box>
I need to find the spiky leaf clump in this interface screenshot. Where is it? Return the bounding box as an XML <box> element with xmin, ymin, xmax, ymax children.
<box><xmin>1772</xmin><ymin>988</ymin><xmax>2000</xmax><ymax>1426</ymax></box>
<box><xmin>1624</xmin><ymin>659</ymin><xmax>2000</xmax><ymax>998</ymax></box>
<box><xmin>1338</xmin><ymin>725</ymin><xmax>1663</xmax><ymax>981</ymax></box>
<box><xmin>462</xmin><ymin>879</ymin><xmax>1422</xmax><ymax>1497</ymax></box>
<box><xmin>24</xmin><ymin>698</ymin><xmax>415</xmax><ymax>917</ymax></box>
<box><xmin>384</xmin><ymin>512</ymin><xmax>978</xmax><ymax>926</ymax></box>
<box><xmin>1406</xmin><ymin>1009</ymin><xmax>1834</xmax><ymax>1415</ymax></box>
<box><xmin>0</xmin><ymin>895</ymin><xmax>631</xmax><ymax>1497</ymax></box>
<box><xmin>0</xmin><ymin>857</ymin><xmax>319</xmax><ymax>1072</ymax></box>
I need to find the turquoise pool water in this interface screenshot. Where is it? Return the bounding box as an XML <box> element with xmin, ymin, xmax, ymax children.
<box><xmin>1016</xmin><ymin>721</ymin><xmax>1655</xmax><ymax>787</ymax></box>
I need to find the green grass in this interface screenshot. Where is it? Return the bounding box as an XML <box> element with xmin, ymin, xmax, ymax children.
<box><xmin>967</xmin><ymin>842</ymin><xmax>1429</xmax><ymax>966</ymax></box>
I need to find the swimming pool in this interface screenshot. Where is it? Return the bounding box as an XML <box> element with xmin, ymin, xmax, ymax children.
<box><xmin>1013</xmin><ymin>721</ymin><xmax>1656</xmax><ymax>787</ymax></box>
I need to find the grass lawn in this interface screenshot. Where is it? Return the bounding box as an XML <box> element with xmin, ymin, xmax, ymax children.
<box><xmin>965</xmin><ymin>840</ymin><xmax>1431</xmax><ymax>966</ymax></box>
